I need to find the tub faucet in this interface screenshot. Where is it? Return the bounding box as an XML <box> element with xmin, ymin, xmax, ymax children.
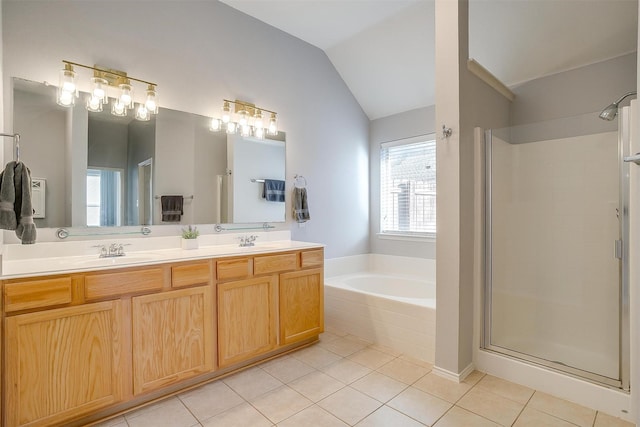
<box><xmin>239</xmin><ymin>235</ymin><xmax>258</xmax><ymax>247</ymax></box>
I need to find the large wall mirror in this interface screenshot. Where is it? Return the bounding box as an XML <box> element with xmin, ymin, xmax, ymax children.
<box><xmin>12</xmin><ymin>78</ymin><xmax>286</xmax><ymax>230</ymax></box>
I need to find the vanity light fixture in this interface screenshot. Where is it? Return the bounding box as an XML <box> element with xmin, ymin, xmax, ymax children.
<box><xmin>211</xmin><ymin>99</ymin><xmax>278</xmax><ymax>138</ymax></box>
<box><xmin>56</xmin><ymin>60</ymin><xmax>158</xmax><ymax>121</ymax></box>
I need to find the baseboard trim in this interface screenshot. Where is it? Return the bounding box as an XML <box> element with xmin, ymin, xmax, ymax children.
<box><xmin>433</xmin><ymin>363</ymin><xmax>475</xmax><ymax>383</ymax></box>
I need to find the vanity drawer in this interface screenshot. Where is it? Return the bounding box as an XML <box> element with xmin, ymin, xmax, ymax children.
<box><xmin>172</xmin><ymin>261</ymin><xmax>212</xmax><ymax>288</ymax></box>
<box><xmin>254</xmin><ymin>253</ymin><xmax>297</xmax><ymax>275</ymax></box>
<box><xmin>300</xmin><ymin>249</ymin><xmax>324</xmax><ymax>268</ymax></box>
<box><xmin>217</xmin><ymin>258</ymin><xmax>252</xmax><ymax>281</ymax></box>
<box><xmin>4</xmin><ymin>276</ymin><xmax>73</xmax><ymax>312</ymax></box>
<box><xmin>85</xmin><ymin>267</ymin><xmax>164</xmax><ymax>300</ymax></box>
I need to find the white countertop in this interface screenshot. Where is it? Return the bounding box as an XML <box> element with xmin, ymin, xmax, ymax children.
<box><xmin>1</xmin><ymin>238</ymin><xmax>323</xmax><ymax>279</ymax></box>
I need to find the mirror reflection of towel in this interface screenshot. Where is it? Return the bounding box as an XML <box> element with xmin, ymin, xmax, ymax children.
<box><xmin>293</xmin><ymin>187</ymin><xmax>310</xmax><ymax>222</ymax></box>
<box><xmin>161</xmin><ymin>195</ymin><xmax>183</xmax><ymax>222</ymax></box>
<box><xmin>263</xmin><ymin>179</ymin><xmax>285</xmax><ymax>202</ymax></box>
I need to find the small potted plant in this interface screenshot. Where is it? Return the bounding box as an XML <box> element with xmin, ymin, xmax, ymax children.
<box><xmin>181</xmin><ymin>225</ymin><xmax>199</xmax><ymax>250</ymax></box>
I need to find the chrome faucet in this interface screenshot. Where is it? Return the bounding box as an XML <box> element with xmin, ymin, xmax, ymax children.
<box><xmin>239</xmin><ymin>235</ymin><xmax>258</xmax><ymax>247</ymax></box>
<box><xmin>95</xmin><ymin>243</ymin><xmax>128</xmax><ymax>258</ymax></box>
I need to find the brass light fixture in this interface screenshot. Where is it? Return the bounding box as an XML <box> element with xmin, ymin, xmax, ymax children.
<box><xmin>56</xmin><ymin>60</ymin><xmax>158</xmax><ymax>121</ymax></box>
<box><xmin>210</xmin><ymin>99</ymin><xmax>278</xmax><ymax>138</ymax></box>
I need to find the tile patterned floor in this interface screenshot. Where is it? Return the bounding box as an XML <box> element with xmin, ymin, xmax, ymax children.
<box><xmin>95</xmin><ymin>329</ymin><xmax>635</xmax><ymax>427</ymax></box>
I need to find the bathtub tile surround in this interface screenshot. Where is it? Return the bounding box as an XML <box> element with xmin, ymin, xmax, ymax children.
<box><xmin>324</xmin><ymin>254</ymin><xmax>436</xmax><ymax>361</ymax></box>
<box><xmin>94</xmin><ymin>330</ymin><xmax>635</xmax><ymax>427</ymax></box>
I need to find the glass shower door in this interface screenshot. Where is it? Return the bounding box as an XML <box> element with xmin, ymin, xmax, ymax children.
<box><xmin>484</xmin><ymin>110</ymin><xmax>628</xmax><ymax>388</ymax></box>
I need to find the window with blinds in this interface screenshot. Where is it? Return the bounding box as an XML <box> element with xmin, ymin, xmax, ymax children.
<box><xmin>380</xmin><ymin>136</ymin><xmax>436</xmax><ymax>237</ymax></box>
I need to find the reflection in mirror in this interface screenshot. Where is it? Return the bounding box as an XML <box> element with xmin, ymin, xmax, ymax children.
<box><xmin>12</xmin><ymin>78</ymin><xmax>286</xmax><ymax>230</ymax></box>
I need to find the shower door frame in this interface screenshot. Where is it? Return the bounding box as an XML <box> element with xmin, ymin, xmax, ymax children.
<box><xmin>482</xmin><ymin>114</ymin><xmax>630</xmax><ymax>391</ymax></box>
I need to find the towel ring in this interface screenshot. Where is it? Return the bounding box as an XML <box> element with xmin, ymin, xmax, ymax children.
<box><xmin>294</xmin><ymin>174</ymin><xmax>307</xmax><ymax>189</ymax></box>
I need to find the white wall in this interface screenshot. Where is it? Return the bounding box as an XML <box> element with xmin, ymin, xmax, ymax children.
<box><xmin>369</xmin><ymin>105</ymin><xmax>436</xmax><ymax>259</ymax></box>
<box><xmin>2</xmin><ymin>0</ymin><xmax>369</xmax><ymax>258</ymax></box>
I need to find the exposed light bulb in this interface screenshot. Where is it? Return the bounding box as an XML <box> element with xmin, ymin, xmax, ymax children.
<box><xmin>268</xmin><ymin>113</ymin><xmax>278</xmax><ymax>135</ymax></box>
<box><xmin>254</xmin><ymin>110</ymin><xmax>264</xmax><ymax>130</ymax></box>
<box><xmin>210</xmin><ymin>118</ymin><xmax>221</xmax><ymax>131</ymax></box>
<box><xmin>254</xmin><ymin>126</ymin><xmax>265</xmax><ymax>140</ymax></box>
<box><xmin>238</xmin><ymin>111</ymin><xmax>248</xmax><ymax>126</ymax></box>
<box><xmin>241</xmin><ymin>124</ymin><xmax>251</xmax><ymax>137</ymax></box>
<box><xmin>145</xmin><ymin>85</ymin><xmax>158</xmax><ymax>114</ymax></box>
<box><xmin>118</xmin><ymin>83</ymin><xmax>134</xmax><ymax>108</ymax></box>
<box><xmin>135</xmin><ymin>103</ymin><xmax>150</xmax><ymax>121</ymax></box>
<box><xmin>226</xmin><ymin>121</ymin><xmax>237</xmax><ymax>134</ymax></box>
<box><xmin>58</xmin><ymin>90</ymin><xmax>74</xmax><ymax>107</ymax></box>
<box><xmin>221</xmin><ymin>101</ymin><xmax>231</xmax><ymax>123</ymax></box>
<box><xmin>90</xmin><ymin>77</ymin><xmax>108</xmax><ymax>103</ymax></box>
<box><xmin>86</xmin><ymin>95</ymin><xmax>103</xmax><ymax>112</ymax></box>
<box><xmin>111</xmin><ymin>100</ymin><xmax>127</xmax><ymax>117</ymax></box>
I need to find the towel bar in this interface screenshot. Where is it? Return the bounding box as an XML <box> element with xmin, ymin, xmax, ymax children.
<box><xmin>154</xmin><ymin>195</ymin><xmax>194</xmax><ymax>199</ymax></box>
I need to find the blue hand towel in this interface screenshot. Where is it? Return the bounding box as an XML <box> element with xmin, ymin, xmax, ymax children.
<box><xmin>263</xmin><ymin>179</ymin><xmax>285</xmax><ymax>202</ymax></box>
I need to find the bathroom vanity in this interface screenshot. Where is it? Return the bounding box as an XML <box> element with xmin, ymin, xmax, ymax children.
<box><xmin>0</xmin><ymin>241</ymin><xmax>324</xmax><ymax>427</ymax></box>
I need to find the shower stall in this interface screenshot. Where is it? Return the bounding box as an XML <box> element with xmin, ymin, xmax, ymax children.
<box><xmin>483</xmin><ymin>103</ymin><xmax>632</xmax><ymax>390</ymax></box>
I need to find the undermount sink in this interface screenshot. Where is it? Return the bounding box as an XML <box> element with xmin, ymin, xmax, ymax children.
<box><xmin>67</xmin><ymin>253</ymin><xmax>158</xmax><ymax>268</ymax></box>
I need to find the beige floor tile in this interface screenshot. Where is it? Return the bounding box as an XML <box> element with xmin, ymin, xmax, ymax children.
<box><xmin>475</xmin><ymin>375</ymin><xmax>534</xmax><ymax>405</ymax></box>
<box><xmin>126</xmin><ymin>397</ymin><xmax>198</xmax><ymax>427</ymax></box>
<box><xmin>513</xmin><ymin>407</ymin><xmax>576</xmax><ymax>427</ymax></box>
<box><xmin>318</xmin><ymin>386</ymin><xmax>383</xmax><ymax>425</ymax></box>
<box><xmin>261</xmin><ymin>355</ymin><xmax>316</xmax><ymax>383</ymax></box>
<box><xmin>321</xmin><ymin>336</ymin><xmax>370</xmax><ymax>357</ymax></box>
<box><xmin>355</xmin><ymin>405</ymin><xmax>427</xmax><ymax>426</ymax></box>
<box><xmin>289</xmin><ymin>371</ymin><xmax>346</xmax><ymax>402</ymax></box>
<box><xmin>457</xmin><ymin>387</ymin><xmax>525</xmax><ymax>426</ymax></box>
<box><xmin>277</xmin><ymin>405</ymin><xmax>348</xmax><ymax>427</ymax></box>
<box><xmin>319</xmin><ymin>331</ymin><xmax>343</xmax><ymax>344</ymax></box>
<box><xmin>434</xmin><ymin>406</ymin><xmax>501</xmax><ymax>427</ymax></box>
<box><xmin>463</xmin><ymin>370</ymin><xmax>486</xmax><ymax>386</ymax></box>
<box><xmin>351</xmin><ymin>371</ymin><xmax>408</xmax><ymax>403</ymax></box>
<box><xmin>178</xmin><ymin>380</ymin><xmax>244</xmax><ymax>421</ymax></box>
<box><xmin>377</xmin><ymin>358</ymin><xmax>431</xmax><ymax>384</ymax></box>
<box><xmin>413</xmin><ymin>372</ymin><xmax>472</xmax><ymax>403</ymax></box>
<box><xmin>201</xmin><ymin>401</ymin><xmax>273</xmax><ymax>427</ymax></box>
<box><xmin>322</xmin><ymin>358</ymin><xmax>373</xmax><ymax>384</ymax></box>
<box><xmin>348</xmin><ymin>348</ymin><xmax>396</xmax><ymax>370</ymax></box>
<box><xmin>223</xmin><ymin>367</ymin><xmax>283</xmax><ymax>400</ymax></box>
<box><xmin>92</xmin><ymin>416</ymin><xmax>128</xmax><ymax>427</ymax></box>
<box><xmin>250</xmin><ymin>385</ymin><xmax>313</xmax><ymax>424</ymax></box>
<box><xmin>369</xmin><ymin>344</ymin><xmax>403</xmax><ymax>357</ymax></box>
<box><xmin>293</xmin><ymin>344</ymin><xmax>343</xmax><ymax>368</ymax></box>
<box><xmin>398</xmin><ymin>354</ymin><xmax>434</xmax><ymax>369</ymax></box>
<box><xmin>387</xmin><ymin>386</ymin><xmax>452</xmax><ymax>426</ymax></box>
<box><xmin>528</xmin><ymin>392</ymin><xmax>596</xmax><ymax>427</ymax></box>
<box><xmin>324</xmin><ymin>326</ymin><xmax>349</xmax><ymax>337</ymax></box>
<box><xmin>594</xmin><ymin>412</ymin><xmax>636</xmax><ymax>427</ymax></box>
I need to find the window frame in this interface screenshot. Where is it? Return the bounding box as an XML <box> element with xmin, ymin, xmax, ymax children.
<box><xmin>379</xmin><ymin>133</ymin><xmax>436</xmax><ymax>240</ymax></box>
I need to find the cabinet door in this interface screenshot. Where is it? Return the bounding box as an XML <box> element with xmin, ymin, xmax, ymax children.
<box><xmin>5</xmin><ymin>301</ymin><xmax>125</xmax><ymax>427</ymax></box>
<box><xmin>132</xmin><ymin>286</ymin><xmax>214</xmax><ymax>395</ymax></box>
<box><xmin>280</xmin><ymin>268</ymin><xmax>324</xmax><ymax>345</ymax></box>
<box><xmin>217</xmin><ymin>276</ymin><xmax>277</xmax><ymax>367</ymax></box>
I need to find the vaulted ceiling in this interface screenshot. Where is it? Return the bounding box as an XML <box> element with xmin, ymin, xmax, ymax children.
<box><xmin>220</xmin><ymin>0</ymin><xmax>638</xmax><ymax>120</ymax></box>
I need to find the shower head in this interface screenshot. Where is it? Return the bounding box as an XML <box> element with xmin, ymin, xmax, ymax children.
<box><xmin>599</xmin><ymin>91</ymin><xmax>637</xmax><ymax>121</ymax></box>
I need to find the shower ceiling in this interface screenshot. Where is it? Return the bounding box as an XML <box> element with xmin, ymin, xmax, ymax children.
<box><xmin>219</xmin><ymin>0</ymin><xmax>637</xmax><ymax>120</ymax></box>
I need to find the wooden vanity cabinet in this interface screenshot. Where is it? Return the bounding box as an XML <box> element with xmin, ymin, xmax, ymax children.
<box><xmin>2</xmin><ymin>246</ymin><xmax>323</xmax><ymax>427</ymax></box>
<box><xmin>132</xmin><ymin>285</ymin><xmax>214</xmax><ymax>395</ymax></box>
<box><xmin>217</xmin><ymin>275</ymin><xmax>278</xmax><ymax>367</ymax></box>
<box><xmin>279</xmin><ymin>267</ymin><xmax>324</xmax><ymax>345</ymax></box>
<box><xmin>5</xmin><ymin>300</ymin><xmax>126</xmax><ymax>427</ymax></box>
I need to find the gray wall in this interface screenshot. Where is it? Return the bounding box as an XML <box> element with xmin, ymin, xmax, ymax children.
<box><xmin>127</xmin><ymin>119</ymin><xmax>155</xmax><ymax>225</ymax></box>
<box><xmin>2</xmin><ymin>0</ymin><xmax>370</xmax><ymax>258</ymax></box>
<box><xmin>369</xmin><ymin>105</ymin><xmax>437</xmax><ymax>259</ymax></box>
<box><xmin>510</xmin><ymin>53</ymin><xmax>637</xmax><ymax>127</ymax></box>
<box><xmin>88</xmin><ymin>119</ymin><xmax>128</xmax><ymax>170</ymax></box>
<box><xmin>13</xmin><ymin>89</ymin><xmax>66</xmax><ymax>228</ymax></box>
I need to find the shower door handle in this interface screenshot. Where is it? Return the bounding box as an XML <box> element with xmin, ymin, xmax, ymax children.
<box><xmin>615</xmin><ymin>239</ymin><xmax>623</xmax><ymax>260</ymax></box>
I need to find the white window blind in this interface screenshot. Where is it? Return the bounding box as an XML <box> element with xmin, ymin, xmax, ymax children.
<box><xmin>380</xmin><ymin>137</ymin><xmax>436</xmax><ymax>236</ymax></box>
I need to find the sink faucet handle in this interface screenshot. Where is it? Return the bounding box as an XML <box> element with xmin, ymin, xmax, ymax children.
<box><xmin>92</xmin><ymin>244</ymin><xmax>107</xmax><ymax>257</ymax></box>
